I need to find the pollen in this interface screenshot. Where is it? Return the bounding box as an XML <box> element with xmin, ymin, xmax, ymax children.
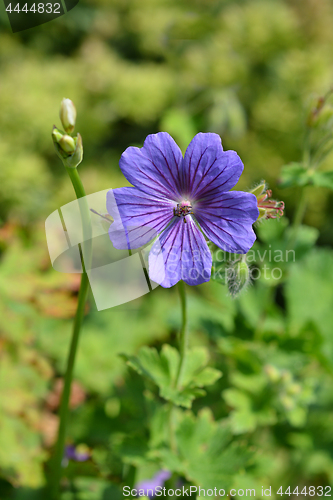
<box><xmin>173</xmin><ymin>200</ymin><xmax>193</xmax><ymax>222</ymax></box>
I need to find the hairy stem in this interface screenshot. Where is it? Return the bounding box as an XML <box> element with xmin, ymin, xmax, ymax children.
<box><xmin>288</xmin><ymin>186</ymin><xmax>308</xmax><ymax>249</ymax></box>
<box><xmin>50</xmin><ymin>167</ymin><xmax>91</xmax><ymax>500</ymax></box>
<box><xmin>169</xmin><ymin>281</ymin><xmax>188</xmax><ymax>452</ymax></box>
<box><xmin>175</xmin><ymin>280</ymin><xmax>188</xmax><ymax>390</ymax></box>
<box><xmin>288</xmin><ymin>126</ymin><xmax>312</xmax><ymax>249</ymax></box>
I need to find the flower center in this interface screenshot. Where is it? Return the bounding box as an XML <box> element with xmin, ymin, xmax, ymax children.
<box><xmin>173</xmin><ymin>200</ymin><xmax>193</xmax><ymax>222</ymax></box>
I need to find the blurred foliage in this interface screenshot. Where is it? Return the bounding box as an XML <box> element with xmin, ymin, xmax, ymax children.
<box><xmin>1</xmin><ymin>0</ymin><xmax>333</xmax><ymax>498</ymax></box>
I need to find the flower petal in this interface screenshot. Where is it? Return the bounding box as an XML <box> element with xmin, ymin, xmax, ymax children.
<box><xmin>149</xmin><ymin>216</ymin><xmax>212</xmax><ymax>288</ymax></box>
<box><xmin>119</xmin><ymin>132</ymin><xmax>183</xmax><ymax>201</ymax></box>
<box><xmin>193</xmin><ymin>151</ymin><xmax>244</xmax><ymax>201</ymax></box>
<box><xmin>182</xmin><ymin>132</ymin><xmax>223</xmax><ymax>193</ymax></box>
<box><xmin>107</xmin><ymin>187</ymin><xmax>174</xmax><ymax>249</ymax></box>
<box><xmin>194</xmin><ymin>191</ymin><xmax>259</xmax><ymax>254</ymax></box>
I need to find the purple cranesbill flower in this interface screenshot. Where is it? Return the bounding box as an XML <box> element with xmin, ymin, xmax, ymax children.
<box><xmin>107</xmin><ymin>132</ymin><xmax>259</xmax><ymax>288</ymax></box>
<box><xmin>135</xmin><ymin>470</ymin><xmax>171</xmax><ymax>498</ymax></box>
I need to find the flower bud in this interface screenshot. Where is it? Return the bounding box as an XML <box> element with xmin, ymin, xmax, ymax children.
<box><xmin>64</xmin><ymin>133</ymin><xmax>83</xmax><ymax>169</ymax></box>
<box><xmin>58</xmin><ymin>134</ymin><xmax>76</xmax><ymax>154</ymax></box>
<box><xmin>226</xmin><ymin>257</ymin><xmax>250</xmax><ymax>296</ymax></box>
<box><xmin>237</xmin><ymin>260</ymin><xmax>249</xmax><ymax>286</ymax></box>
<box><xmin>52</xmin><ymin>127</ymin><xmax>63</xmax><ymax>143</ymax></box>
<box><xmin>60</xmin><ymin>98</ymin><xmax>76</xmax><ymax>134</ymax></box>
<box><xmin>52</xmin><ymin>126</ymin><xmax>83</xmax><ymax>169</ymax></box>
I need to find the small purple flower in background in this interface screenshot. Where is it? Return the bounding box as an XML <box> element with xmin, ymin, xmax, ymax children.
<box><xmin>107</xmin><ymin>132</ymin><xmax>259</xmax><ymax>288</ymax></box>
<box><xmin>135</xmin><ymin>470</ymin><xmax>171</xmax><ymax>498</ymax></box>
<box><xmin>64</xmin><ymin>444</ymin><xmax>90</xmax><ymax>462</ymax></box>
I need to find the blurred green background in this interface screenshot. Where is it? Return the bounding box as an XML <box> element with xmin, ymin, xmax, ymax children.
<box><xmin>1</xmin><ymin>0</ymin><xmax>333</xmax><ymax>498</ymax></box>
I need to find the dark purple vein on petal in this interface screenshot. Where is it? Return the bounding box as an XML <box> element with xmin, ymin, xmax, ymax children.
<box><xmin>132</xmin><ymin>161</ymin><xmax>178</xmax><ymax>199</ymax></box>
<box><xmin>199</xmin><ymin>218</ymin><xmax>242</xmax><ymax>251</ymax></box>
<box><xmin>194</xmin><ymin>171</ymin><xmax>236</xmax><ymax>200</ymax></box>
<box><xmin>191</xmin><ymin>156</ymin><xmax>219</xmax><ymax>197</ymax></box>
<box><xmin>156</xmin><ymin>146</ymin><xmax>182</xmax><ymax>195</ymax></box>
<box><xmin>188</xmin><ymin>147</ymin><xmax>209</xmax><ymax>195</ymax></box>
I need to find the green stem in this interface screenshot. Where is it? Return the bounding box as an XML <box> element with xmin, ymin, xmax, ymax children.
<box><xmin>175</xmin><ymin>280</ymin><xmax>188</xmax><ymax>390</ymax></box>
<box><xmin>50</xmin><ymin>167</ymin><xmax>91</xmax><ymax>500</ymax></box>
<box><xmin>288</xmin><ymin>187</ymin><xmax>307</xmax><ymax>249</ymax></box>
<box><xmin>169</xmin><ymin>281</ymin><xmax>188</xmax><ymax>453</ymax></box>
<box><xmin>288</xmin><ymin>128</ymin><xmax>311</xmax><ymax>249</ymax></box>
<box><xmin>65</xmin><ymin>168</ymin><xmax>92</xmax><ymax>269</ymax></box>
<box><xmin>66</xmin><ymin>167</ymin><xmax>86</xmax><ymax>202</ymax></box>
<box><xmin>51</xmin><ymin>273</ymin><xmax>89</xmax><ymax>498</ymax></box>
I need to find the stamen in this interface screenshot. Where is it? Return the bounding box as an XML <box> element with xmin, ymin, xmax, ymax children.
<box><xmin>173</xmin><ymin>201</ymin><xmax>193</xmax><ymax>222</ymax></box>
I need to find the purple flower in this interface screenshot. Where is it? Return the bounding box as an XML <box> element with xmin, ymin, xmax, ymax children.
<box><xmin>65</xmin><ymin>444</ymin><xmax>90</xmax><ymax>462</ymax></box>
<box><xmin>135</xmin><ymin>470</ymin><xmax>171</xmax><ymax>497</ymax></box>
<box><xmin>107</xmin><ymin>133</ymin><xmax>258</xmax><ymax>288</ymax></box>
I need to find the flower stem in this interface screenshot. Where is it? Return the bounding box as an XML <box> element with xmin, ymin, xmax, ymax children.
<box><xmin>175</xmin><ymin>280</ymin><xmax>188</xmax><ymax>390</ymax></box>
<box><xmin>288</xmin><ymin>186</ymin><xmax>308</xmax><ymax>250</ymax></box>
<box><xmin>288</xmin><ymin>127</ymin><xmax>312</xmax><ymax>249</ymax></box>
<box><xmin>169</xmin><ymin>281</ymin><xmax>188</xmax><ymax>453</ymax></box>
<box><xmin>51</xmin><ymin>273</ymin><xmax>89</xmax><ymax>499</ymax></box>
<box><xmin>65</xmin><ymin>168</ymin><xmax>92</xmax><ymax>267</ymax></box>
<box><xmin>50</xmin><ymin>167</ymin><xmax>91</xmax><ymax>500</ymax></box>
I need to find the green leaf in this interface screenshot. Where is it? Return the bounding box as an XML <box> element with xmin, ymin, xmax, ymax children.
<box><xmin>158</xmin><ymin>409</ymin><xmax>251</xmax><ymax>490</ymax></box>
<box><xmin>311</xmin><ymin>170</ymin><xmax>333</xmax><ymax>189</ymax></box>
<box><xmin>160</xmin><ymin>385</ymin><xmax>205</xmax><ymax>408</ymax></box>
<box><xmin>122</xmin><ymin>346</ymin><xmax>170</xmax><ymax>386</ymax></box>
<box><xmin>149</xmin><ymin>405</ymin><xmax>171</xmax><ymax>448</ymax></box>
<box><xmin>114</xmin><ymin>436</ymin><xmax>149</xmax><ymax>467</ymax></box>
<box><xmin>223</xmin><ymin>388</ymin><xmax>277</xmax><ymax>433</ymax></box>
<box><xmin>286</xmin><ymin>248</ymin><xmax>333</xmax><ymax>365</ymax></box>
<box><xmin>286</xmin><ymin>406</ymin><xmax>307</xmax><ymax>427</ymax></box>
<box><xmin>61</xmin><ymin>478</ymin><xmax>122</xmax><ymax>500</ymax></box>
<box><xmin>285</xmin><ymin>224</ymin><xmax>319</xmax><ymax>259</ymax></box>
<box><xmin>256</xmin><ymin>217</ymin><xmax>289</xmax><ymax>243</ymax></box>
<box><xmin>279</xmin><ymin>162</ymin><xmax>310</xmax><ymax>188</ymax></box>
<box><xmin>121</xmin><ymin>345</ymin><xmax>222</xmax><ymax>408</ymax></box>
<box><xmin>192</xmin><ymin>367</ymin><xmax>222</xmax><ymax>387</ymax></box>
<box><xmin>280</xmin><ymin>163</ymin><xmax>333</xmax><ymax>190</ymax></box>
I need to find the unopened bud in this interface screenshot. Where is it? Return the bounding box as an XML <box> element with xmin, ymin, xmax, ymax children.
<box><xmin>52</xmin><ymin>127</ymin><xmax>64</xmax><ymax>143</ymax></box>
<box><xmin>237</xmin><ymin>260</ymin><xmax>249</xmax><ymax>286</ymax></box>
<box><xmin>60</xmin><ymin>98</ymin><xmax>76</xmax><ymax>134</ymax></box>
<box><xmin>58</xmin><ymin>134</ymin><xmax>76</xmax><ymax>154</ymax></box>
<box><xmin>64</xmin><ymin>133</ymin><xmax>83</xmax><ymax>169</ymax></box>
<box><xmin>227</xmin><ymin>257</ymin><xmax>250</xmax><ymax>297</ymax></box>
<box><xmin>52</xmin><ymin>126</ymin><xmax>83</xmax><ymax>169</ymax></box>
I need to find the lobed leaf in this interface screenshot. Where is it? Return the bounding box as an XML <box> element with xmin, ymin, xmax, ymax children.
<box><xmin>121</xmin><ymin>345</ymin><xmax>222</xmax><ymax>408</ymax></box>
